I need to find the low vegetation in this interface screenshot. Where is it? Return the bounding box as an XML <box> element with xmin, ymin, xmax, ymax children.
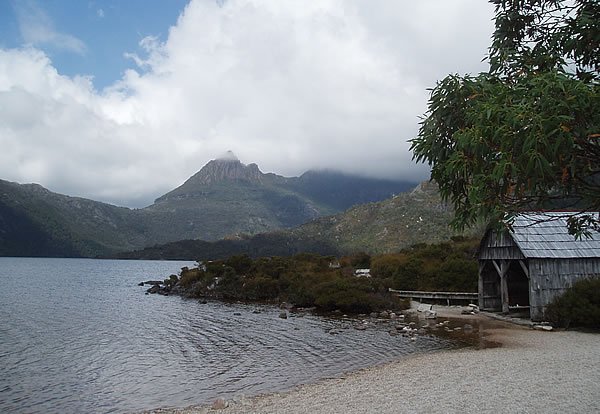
<box><xmin>545</xmin><ymin>278</ymin><xmax>600</xmax><ymax>330</ymax></box>
<box><xmin>167</xmin><ymin>238</ymin><xmax>479</xmax><ymax>314</ymax></box>
<box><xmin>371</xmin><ymin>236</ymin><xmax>479</xmax><ymax>292</ymax></box>
<box><xmin>174</xmin><ymin>253</ymin><xmax>406</xmax><ymax>314</ymax></box>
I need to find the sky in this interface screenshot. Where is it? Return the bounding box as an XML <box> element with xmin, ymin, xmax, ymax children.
<box><xmin>0</xmin><ymin>0</ymin><xmax>495</xmax><ymax>208</ymax></box>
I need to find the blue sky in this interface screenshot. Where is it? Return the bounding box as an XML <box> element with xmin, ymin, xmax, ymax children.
<box><xmin>0</xmin><ymin>0</ymin><xmax>188</xmax><ymax>90</ymax></box>
<box><xmin>0</xmin><ymin>0</ymin><xmax>495</xmax><ymax>207</ymax></box>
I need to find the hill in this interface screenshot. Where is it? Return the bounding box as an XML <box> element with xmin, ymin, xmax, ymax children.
<box><xmin>0</xmin><ymin>154</ymin><xmax>414</xmax><ymax>257</ymax></box>
<box><xmin>0</xmin><ymin>180</ymin><xmax>146</xmax><ymax>257</ymax></box>
<box><xmin>110</xmin><ymin>181</ymin><xmax>483</xmax><ymax>260</ymax></box>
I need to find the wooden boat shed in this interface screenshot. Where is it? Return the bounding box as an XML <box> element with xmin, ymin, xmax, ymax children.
<box><xmin>478</xmin><ymin>213</ymin><xmax>600</xmax><ymax>321</ymax></box>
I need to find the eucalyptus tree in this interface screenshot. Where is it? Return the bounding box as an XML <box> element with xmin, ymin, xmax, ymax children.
<box><xmin>410</xmin><ymin>0</ymin><xmax>600</xmax><ymax>237</ymax></box>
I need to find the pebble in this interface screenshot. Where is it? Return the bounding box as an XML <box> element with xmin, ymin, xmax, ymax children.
<box><xmin>211</xmin><ymin>397</ymin><xmax>228</xmax><ymax>409</ymax></box>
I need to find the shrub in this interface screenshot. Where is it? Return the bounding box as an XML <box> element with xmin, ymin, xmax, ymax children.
<box><xmin>545</xmin><ymin>278</ymin><xmax>600</xmax><ymax>329</ymax></box>
<box><xmin>435</xmin><ymin>256</ymin><xmax>478</xmax><ymax>292</ymax></box>
<box><xmin>180</xmin><ymin>268</ymin><xmax>204</xmax><ymax>288</ymax></box>
<box><xmin>371</xmin><ymin>255</ymin><xmax>404</xmax><ymax>279</ymax></box>
<box><xmin>350</xmin><ymin>252</ymin><xmax>371</xmax><ymax>269</ymax></box>
<box><xmin>225</xmin><ymin>254</ymin><xmax>254</xmax><ymax>274</ymax></box>
<box><xmin>243</xmin><ymin>276</ymin><xmax>280</xmax><ymax>300</ymax></box>
<box><xmin>392</xmin><ymin>258</ymin><xmax>423</xmax><ymax>290</ymax></box>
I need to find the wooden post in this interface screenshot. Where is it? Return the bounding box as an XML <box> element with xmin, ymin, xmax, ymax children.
<box><xmin>478</xmin><ymin>261</ymin><xmax>485</xmax><ymax>310</ymax></box>
<box><xmin>492</xmin><ymin>259</ymin><xmax>510</xmax><ymax>314</ymax></box>
<box><xmin>501</xmin><ymin>265</ymin><xmax>510</xmax><ymax>314</ymax></box>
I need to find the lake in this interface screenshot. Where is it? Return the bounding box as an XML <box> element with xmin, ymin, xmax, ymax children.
<box><xmin>0</xmin><ymin>258</ymin><xmax>474</xmax><ymax>413</ymax></box>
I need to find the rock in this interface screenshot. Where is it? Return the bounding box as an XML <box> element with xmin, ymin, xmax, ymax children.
<box><xmin>252</xmin><ymin>310</ymin><xmax>261</xmax><ymax>314</ymax></box>
<box><xmin>212</xmin><ymin>397</ymin><xmax>228</xmax><ymax>409</ymax></box>
<box><xmin>279</xmin><ymin>302</ymin><xmax>294</xmax><ymax>310</ymax></box>
<box><xmin>355</xmin><ymin>325</ymin><xmax>367</xmax><ymax>331</ymax></box>
<box><xmin>464</xmin><ymin>324</ymin><xmax>474</xmax><ymax>330</ymax></box>
<box><xmin>542</xmin><ymin>326</ymin><xmax>553</xmax><ymax>331</ymax></box>
<box><xmin>468</xmin><ymin>303</ymin><xmax>480</xmax><ymax>313</ymax></box>
<box><xmin>199</xmin><ymin>300</ymin><xmax>208</xmax><ymax>304</ymax></box>
<box><xmin>279</xmin><ymin>312</ymin><xmax>288</xmax><ymax>319</ymax></box>
<box><xmin>417</xmin><ymin>303</ymin><xmax>433</xmax><ymax>312</ymax></box>
<box><xmin>424</xmin><ymin>310</ymin><xmax>437</xmax><ymax>319</ymax></box>
<box><xmin>138</xmin><ymin>282</ymin><xmax>144</xmax><ymax>286</ymax></box>
<box><xmin>379</xmin><ymin>311</ymin><xmax>389</xmax><ymax>318</ymax></box>
<box><xmin>233</xmin><ymin>312</ymin><xmax>241</xmax><ymax>316</ymax></box>
<box><xmin>370</xmin><ymin>312</ymin><xmax>378</xmax><ymax>318</ymax></box>
<box><xmin>389</xmin><ymin>329</ymin><xmax>398</xmax><ymax>336</ymax></box>
<box><xmin>389</xmin><ymin>312</ymin><xmax>397</xmax><ymax>320</ymax></box>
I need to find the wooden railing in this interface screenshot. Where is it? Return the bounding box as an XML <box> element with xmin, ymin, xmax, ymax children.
<box><xmin>388</xmin><ymin>288</ymin><xmax>478</xmax><ymax>305</ymax></box>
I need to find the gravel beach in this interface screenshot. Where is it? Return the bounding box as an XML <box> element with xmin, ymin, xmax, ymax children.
<box><xmin>148</xmin><ymin>308</ymin><xmax>600</xmax><ymax>414</ymax></box>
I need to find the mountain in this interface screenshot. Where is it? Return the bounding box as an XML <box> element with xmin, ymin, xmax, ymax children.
<box><xmin>0</xmin><ymin>180</ymin><xmax>145</xmax><ymax>257</ymax></box>
<box><xmin>0</xmin><ymin>155</ymin><xmax>415</xmax><ymax>257</ymax></box>
<box><xmin>110</xmin><ymin>181</ymin><xmax>484</xmax><ymax>260</ymax></box>
<box><xmin>285</xmin><ymin>180</ymin><xmax>468</xmax><ymax>254</ymax></box>
<box><xmin>147</xmin><ymin>156</ymin><xmax>415</xmax><ymax>241</ymax></box>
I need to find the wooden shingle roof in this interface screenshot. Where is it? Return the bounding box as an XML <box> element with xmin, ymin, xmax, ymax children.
<box><xmin>510</xmin><ymin>213</ymin><xmax>600</xmax><ymax>259</ymax></box>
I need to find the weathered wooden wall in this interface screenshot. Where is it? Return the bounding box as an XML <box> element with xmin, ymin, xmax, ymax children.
<box><xmin>479</xmin><ymin>261</ymin><xmax>501</xmax><ymax>311</ymax></box>
<box><xmin>478</xmin><ymin>232</ymin><xmax>525</xmax><ymax>261</ymax></box>
<box><xmin>529</xmin><ymin>258</ymin><xmax>600</xmax><ymax>320</ymax></box>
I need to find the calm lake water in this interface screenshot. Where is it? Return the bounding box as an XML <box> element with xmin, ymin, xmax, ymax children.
<box><xmin>1</xmin><ymin>258</ymin><xmax>474</xmax><ymax>413</ymax></box>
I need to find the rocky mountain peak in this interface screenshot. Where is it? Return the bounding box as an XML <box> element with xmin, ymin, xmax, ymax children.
<box><xmin>153</xmin><ymin>155</ymin><xmax>267</xmax><ymax>203</ymax></box>
<box><xmin>193</xmin><ymin>158</ymin><xmax>263</xmax><ymax>185</ymax></box>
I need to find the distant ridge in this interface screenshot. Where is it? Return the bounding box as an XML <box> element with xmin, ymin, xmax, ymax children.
<box><xmin>0</xmin><ymin>156</ymin><xmax>416</xmax><ymax>257</ymax></box>
<box><xmin>110</xmin><ymin>181</ymin><xmax>483</xmax><ymax>261</ymax></box>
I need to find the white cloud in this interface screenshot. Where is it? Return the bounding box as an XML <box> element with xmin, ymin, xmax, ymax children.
<box><xmin>97</xmin><ymin>8</ymin><xmax>105</xmax><ymax>19</ymax></box>
<box><xmin>14</xmin><ymin>0</ymin><xmax>87</xmax><ymax>55</ymax></box>
<box><xmin>0</xmin><ymin>0</ymin><xmax>494</xmax><ymax>207</ymax></box>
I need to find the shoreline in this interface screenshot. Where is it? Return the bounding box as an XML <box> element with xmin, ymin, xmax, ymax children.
<box><xmin>143</xmin><ymin>305</ymin><xmax>600</xmax><ymax>414</ymax></box>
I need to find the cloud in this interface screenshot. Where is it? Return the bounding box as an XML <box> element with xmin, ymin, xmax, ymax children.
<box><xmin>97</xmin><ymin>8</ymin><xmax>105</xmax><ymax>19</ymax></box>
<box><xmin>14</xmin><ymin>0</ymin><xmax>87</xmax><ymax>55</ymax></box>
<box><xmin>0</xmin><ymin>0</ymin><xmax>494</xmax><ymax>207</ymax></box>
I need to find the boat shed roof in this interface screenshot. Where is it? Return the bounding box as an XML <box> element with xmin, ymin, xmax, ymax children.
<box><xmin>509</xmin><ymin>213</ymin><xmax>600</xmax><ymax>259</ymax></box>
